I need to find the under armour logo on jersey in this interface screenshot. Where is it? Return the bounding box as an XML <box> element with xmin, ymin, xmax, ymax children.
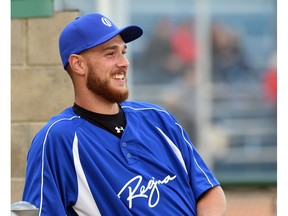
<box><xmin>115</xmin><ymin>126</ymin><xmax>124</xmax><ymax>133</ymax></box>
<box><xmin>101</xmin><ymin>17</ymin><xmax>112</xmax><ymax>27</ymax></box>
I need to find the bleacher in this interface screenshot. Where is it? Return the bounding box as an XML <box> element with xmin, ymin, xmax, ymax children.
<box><xmin>211</xmin><ymin>83</ymin><xmax>277</xmax><ymax>186</ymax></box>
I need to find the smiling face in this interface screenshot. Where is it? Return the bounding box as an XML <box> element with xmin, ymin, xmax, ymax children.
<box><xmin>80</xmin><ymin>35</ymin><xmax>130</xmax><ymax>103</ymax></box>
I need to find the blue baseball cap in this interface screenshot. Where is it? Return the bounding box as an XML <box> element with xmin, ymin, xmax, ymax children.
<box><xmin>59</xmin><ymin>13</ymin><xmax>143</xmax><ymax>69</ymax></box>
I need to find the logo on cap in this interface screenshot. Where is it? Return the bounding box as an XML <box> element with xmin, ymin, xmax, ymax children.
<box><xmin>101</xmin><ymin>17</ymin><xmax>112</xmax><ymax>27</ymax></box>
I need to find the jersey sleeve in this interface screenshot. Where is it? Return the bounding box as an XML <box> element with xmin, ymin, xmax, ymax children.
<box><xmin>167</xmin><ymin>114</ymin><xmax>220</xmax><ymax>200</ymax></box>
<box><xmin>22</xmin><ymin>120</ymin><xmax>78</xmax><ymax>215</ymax></box>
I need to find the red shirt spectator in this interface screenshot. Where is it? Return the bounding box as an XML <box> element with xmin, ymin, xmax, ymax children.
<box><xmin>170</xmin><ymin>20</ymin><xmax>197</xmax><ymax>65</ymax></box>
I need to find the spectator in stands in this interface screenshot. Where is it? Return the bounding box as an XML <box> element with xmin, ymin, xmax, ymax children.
<box><xmin>141</xmin><ymin>17</ymin><xmax>183</xmax><ymax>84</ymax></box>
<box><xmin>161</xmin><ymin>19</ymin><xmax>198</xmax><ymax>143</ymax></box>
<box><xmin>170</xmin><ymin>18</ymin><xmax>197</xmax><ymax>76</ymax></box>
<box><xmin>261</xmin><ymin>52</ymin><xmax>277</xmax><ymax>118</ymax></box>
<box><xmin>211</xmin><ymin>22</ymin><xmax>251</xmax><ymax>83</ymax></box>
<box><xmin>161</xmin><ymin>66</ymin><xmax>198</xmax><ymax>145</ymax></box>
<box><xmin>262</xmin><ymin>53</ymin><xmax>277</xmax><ymax>104</ymax></box>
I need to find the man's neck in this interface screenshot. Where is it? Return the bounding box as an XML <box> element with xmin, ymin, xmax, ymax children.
<box><xmin>74</xmin><ymin>98</ymin><xmax>120</xmax><ymax>115</ymax></box>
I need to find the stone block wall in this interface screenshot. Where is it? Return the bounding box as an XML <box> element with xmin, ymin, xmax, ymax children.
<box><xmin>11</xmin><ymin>11</ymin><xmax>78</xmax><ymax>203</ymax></box>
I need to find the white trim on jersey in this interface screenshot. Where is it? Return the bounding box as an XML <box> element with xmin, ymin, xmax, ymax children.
<box><xmin>39</xmin><ymin>116</ymin><xmax>80</xmax><ymax>214</ymax></box>
<box><xmin>121</xmin><ymin>105</ymin><xmax>171</xmax><ymax>116</ymax></box>
<box><xmin>156</xmin><ymin>126</ymin><xmax>188</xmax><ymax>174</ymax></box>
<box><xmin>72</xmin><ymin>133</ymin><xmax>101</xmax><ymax>216</ymax></box>
<box><xmin>175</xmin><ymin>122</ymin><xmax>215</xmax><ymax>187</ymax></box>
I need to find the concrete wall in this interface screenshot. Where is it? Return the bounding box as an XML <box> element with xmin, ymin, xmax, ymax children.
<box><xmin>11</xmin><ymin>11</ymin><xmax>78</xmax><ymax>203</ymax></box>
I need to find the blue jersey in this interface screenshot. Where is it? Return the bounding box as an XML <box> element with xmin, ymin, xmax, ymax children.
<box><xmin>22</xmin><ymin>101</ymin><xmax>220</xmax><ymax>216</ymax></box>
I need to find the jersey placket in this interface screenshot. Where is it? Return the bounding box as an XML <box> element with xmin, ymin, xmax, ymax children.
<box><xmin>119</xmin><ymin>120</ymin><xmax>140</xmax><ymax>165</ymax></box>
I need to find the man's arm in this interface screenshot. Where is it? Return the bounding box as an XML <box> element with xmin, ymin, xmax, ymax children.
<box><xmin>196</xmin><ymin>186</ymin><xmax>227</xmax><ymax>216</ymax></box>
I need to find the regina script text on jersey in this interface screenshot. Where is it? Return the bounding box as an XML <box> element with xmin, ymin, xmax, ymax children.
<box><xmin>117</xmin><ymin>174</ymin><xmax>177</xmax><ymax>209</ymax></box>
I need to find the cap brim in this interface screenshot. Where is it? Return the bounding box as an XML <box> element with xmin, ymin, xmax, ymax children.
<box><xmin>84</xmin><ymin>25</ymin><xmax>143</xmax><ymax>51</ymax></box>
<box><xmin>119</xmin><ymin>25</ymin><xmax>143</xmax><ymax>43</ymax></box>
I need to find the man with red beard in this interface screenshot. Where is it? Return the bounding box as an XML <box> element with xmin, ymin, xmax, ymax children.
<box><xmin>22</xmin><ymin>13</ymin><xmax>226</xmax><ymax>216</ymax></box>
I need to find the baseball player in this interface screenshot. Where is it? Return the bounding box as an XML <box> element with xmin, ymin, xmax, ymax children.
<box><xmin>22</xmin><ymin>13</ymin><xmax>226</xmax><ymax>215</ymax></box>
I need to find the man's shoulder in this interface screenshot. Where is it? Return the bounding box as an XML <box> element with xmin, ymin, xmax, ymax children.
<box><xmin>121</xmin><ymin>101</ymin><xmax>168</xmax><ymax>112</ymax></box>
<box><xmin>120</xmin><ymin>101</ymin><xmax>172</xmax><ymax>119</ymax></box>
<box><xmin>39</xmin><ymin>107</ymin><xmax>83</xmax><ymax>135</ymax></box>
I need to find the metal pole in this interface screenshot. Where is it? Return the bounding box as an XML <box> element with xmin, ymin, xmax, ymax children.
<box><xmin>95</xmin><ymin>0</ymin><xmax>113</xmax><ymax>17</ymax></box>
<box><xmin>194</xmin><ymin>0</ymin><xmax>213</xmax><ymax>167</ymax></box>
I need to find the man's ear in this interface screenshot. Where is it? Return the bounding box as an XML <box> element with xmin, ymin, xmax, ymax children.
<box><xmin>68</xmin><ymin>54</ymin><xmax>86</xmax><ymax>75</ymax></box>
